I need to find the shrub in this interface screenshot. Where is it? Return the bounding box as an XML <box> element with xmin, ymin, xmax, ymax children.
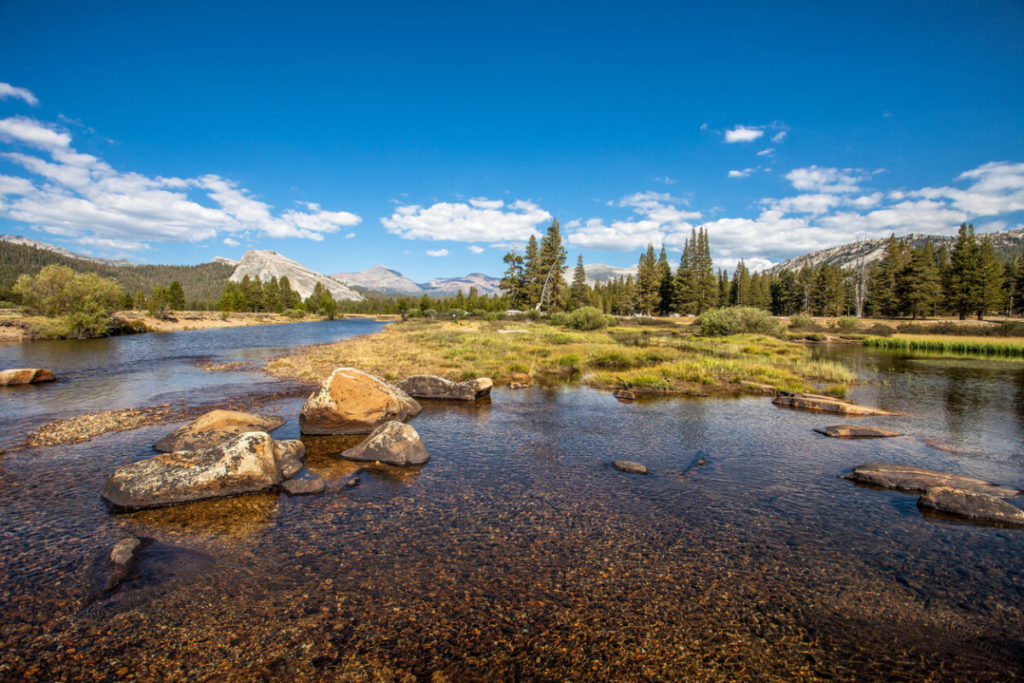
<box><xmin>835</xmin><ymin>316</ymin><xmax>859</xmax><ymax>332</ymax></box>
<box><xmin>283</xmin><ymin>308</ymin><xmax>305</xmax><ymax>319</ymax></box>
<box><xmin>864</xmin><ymin>323</ymin><xmax>895</xmax><ymax>337</ymax></box>
<box><xmin>565</xmin><ymin>306</ymin><xmax>613</xmax><ymax>330</ymax></box>
<box><xmin>789</xmin><ymin>314</ymin><xmax>821</xmax><ymax>331</ymax></box>
<box><xmin>547</xmin><ymin>312</ymin><xmax>569</xmax><ymax>326</ymax></box>
<box><xmin>13</xmin><ymin>264</ymin><xmax>124</xmax><ymax>338</ymax></box>
<box><xmin>555</xmin><ymin>354</ymin><xmax>582</xmax><ymax>371</ymax></box>
<box><xmin>697</xmin><ymin>307</ymin><xmax>783</xmax><ymax>337</ymax></box>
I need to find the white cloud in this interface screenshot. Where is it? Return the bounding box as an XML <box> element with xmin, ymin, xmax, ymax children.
<box><xmin>345</xmin><ymin>232</ymin><xmax>356</xmax><ymax>239</ymax></box>
<box><xmin>381</xmin><ymin>197</ymin><xmax>551</xmax><ymax>243</ymax></box>
<box><xmin>756</xmin><ymin>148</ymin><xmax>774</xmax><ymax>156</ymax></box>
<box><xmin>910</xmin><ymin>161</ymin><xmax>1024</xmax><ymax>216</ymax></box>
<box><xmin>772</xmin><ymin>131</ymin><xmax>787</xmax><ymax>143</ymax></box>
<box><xmin>0</xmin><ymin>83</ymin><xmax>38</xmax><ymax>107</ymax></box>
<box><xmin>567</xmin><ymin>191</ymin><xmax>702</xmax><ymax>251</ymax></box>
<box><xmin>727</xmin><ymin>169</ymin><xmax>753</xmax><ymax>179</ymax></box>
<box><xmin>724</xmin><ymin>126</ymin><xmax>764</xmax><ymax>143</ymax></box>
<box><xmin>468</xmin><ymin>245</ymin><xmax>484</xmax><ymax>254</ymax></box>
<box><xmin>654</xmin><ymin>176</ymin><xmax>677</xmax><ymax>185</ymax></box>
<box><xmin>785</xmin><ymin>165</ymin><xmax>866</xmax><ymax>193</ymax></box>
<box><xmin>426</xmin><ymin>248</ymin><xmax>449</xmax><ymax>257</ymax></box>
<box><xmin>769</xmin><ymin>193</ymin><xmax>842</xmax><ymax>215</ymax></box>
<box><xmin>223</xmin><ymin>237</ymin><xmax>240</xmax><ymax>247</ymax></box>
<box><xmin>0</xmin><ymin>114</ymin><xmax>362</xmax><ymax>253</ymax></box>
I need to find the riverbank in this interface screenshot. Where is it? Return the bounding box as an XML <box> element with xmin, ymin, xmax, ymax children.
<box><xmin>265</xmin><ymin>318</ymin><xmax>856</xmax><ymax>396</ymax></box>
<box><xmin>0</xmin><ymin>310</ymin><xmax>394</xmax><ymax>341</ymax></box>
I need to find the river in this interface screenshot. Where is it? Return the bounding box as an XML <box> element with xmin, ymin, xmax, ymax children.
<box><xmin>0</xmin><ymin>323</ymin><xmax>1021</xmax><ymax>680</ymax></box>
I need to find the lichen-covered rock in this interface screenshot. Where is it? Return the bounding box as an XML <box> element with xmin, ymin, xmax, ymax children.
<box><xmin>613</xmin><ymin>460</ymin><xmax>648</xmax><ymax>474</ymax></box>
<box><xmin>340</xmin><ymin>421</ymin><xmax>429</xmax><ymax>466</ymax></box>
<box><xmin>102</xmin><ymin>431</ymin><xmax>297</xmax><ymax>510</ymax></box>
<box><xmin>299</xmin><ymin>367</ymin><xmax>421</xmax><ymax>435</ymax></box>
<box><xmin>918</xmin><ymin>487</ymin><xmax>1024</xmax><ymax>526</ymax></box>
<box><xmin>773</xmin><ymin>392</ymin><xmax>893</xmax><ymax>416</ymax></box>
<box><xmin>814</xmin><ymin>425</ymin><xmax>902</xmax><ymax>439</ymax></box>
<box><xmin>842</xmin><ymin>462</ymin><xmax>1020</xmax><ymax>498</ymax></box>
<box><xmin>154</xmin><ymin>410</ymin><xmax>286</xmax><ymax>452</ymax></box>
<box><xmin>0</xmin><ymin>368</ymin><xmax>55</xmax><ymax>386</ymax></box>
<box><xmin>397</xmin><ymin>375</ymin><xmax>492</xmax><ymax>401</ymax></box>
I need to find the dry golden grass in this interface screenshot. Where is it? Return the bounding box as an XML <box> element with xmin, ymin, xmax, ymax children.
<box><xmin>265</xmin><ymin>319</ymin><xmax>855</xmax><ymax>395</ymax></box>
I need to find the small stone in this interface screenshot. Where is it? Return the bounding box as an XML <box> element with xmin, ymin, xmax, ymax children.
<box><xmin>508</xmin><ymin>382</ymin><xmax>530</xmax><ymax>390</ymax></box>
<box><xmin>614</xmin><ymin>389</ymin><xmax>636</xmax><ymax>401</ymax></box>
<box><xmin>282</xmin><ymin>471</ymin><xmax>326</xmax><ymax>496</ymax></box>
<box><xmin>109</xmin><ymin>537</ymin><xmax>142</xmax><ymax>567</ymax></box>
<box><xmin>344</xmin><ymin>475</ymin><xmax>361</xmax><ymax>488</ymax></box>
<box><xmin>613</xmin><ymin>460</ymin><xmax>648</xmax><ymax>474</ymax></box>
<box><xmin>814</xmin><ymin>425</ymin><xmax>902</xmax><ymax>439</ymax></box>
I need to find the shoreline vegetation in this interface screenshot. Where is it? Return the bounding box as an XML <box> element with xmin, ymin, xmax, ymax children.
<box><xmin>265</xmin><ymin>318</ymin><xmax>858</xmax><ymax>397</ymax></box>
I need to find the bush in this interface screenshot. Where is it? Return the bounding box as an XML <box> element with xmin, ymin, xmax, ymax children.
<box><xmin>835</xmin><ymin>316</ymin><xmax>859</xmax><ymax>332</ymax></box>
<box><xmin>13</xmin><ymin>264</ymin><xmax>123</xmax><ymax>337</ymax></box>
<box><xmin>697</xmin><ymin>307</ymin><xmax>783</xmax><ymax>337</ymax></box>
<box><xmin>788</xmin><ymin>314</ymin><xmax>821</xmax><ymax>331</ymax></box>
<box><xmin>864</xmin><ymin>323</ymin><xmax>895</xmax><ymax>337</ymax></box>
<box><xmin>283</xmin><ymin>308</ymin><xmax>305</xmax><ymax>319</ymax></box>
<box><xmin>565</xmin><ymin>306</ymin><xmax>613</xmax><ymax>330</ymax></box>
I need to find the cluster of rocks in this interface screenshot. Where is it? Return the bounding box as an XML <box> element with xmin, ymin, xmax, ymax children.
<box><xmin>843</xmin><ymin>462</ymin><xmax>1024</xmax><ymax>526</ymax></box>
<box><xmin>101</xmin><ymin>368</ymin><xmax>492</xmax><ymax>511</ymax></box>
<box><xmin>0</xmin><ymin>368</ymin><xmax>55</xmax><ymax>386</ymax></box>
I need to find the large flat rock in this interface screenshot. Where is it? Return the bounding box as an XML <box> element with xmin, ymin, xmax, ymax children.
<box><xmin>103</xmin><ymin>431</ymin><xmax>296</xmax><ymax>510</ymax></box>
<box><xmin>773</xmin><ymin>393</ymin><xmax>893</xmax><ymax>416</ymax></box>
<box><xmin>397</xmin><ymin>375</ymin><xmax>492</xmax><ymax>401</ymax></box>
<box><xmin>154</xmin><ymin>410</ymin><xmax>286</xmax><ymax>452</ymax></box>
<box><xmin>918</xmin><ymin>487</ymin><xmax>1024</xmax><ymax>526</ymax></box>
<box><xmin>300</xmin><ymin>367</ymin><xmax>421</xmax><ymax>435</ymax></box>
<box><xmin>842</xmin><ymin>462</ymin><xmax>1021</xmax><ymax>498</ymax></box>
<box><xmin>814</xmin><ymin>425</ymin><xmax>902</xmax><ymax>439</ymax></box>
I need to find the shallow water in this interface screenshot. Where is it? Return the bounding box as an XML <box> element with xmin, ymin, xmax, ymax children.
<box><xmin>0</xmin><ymin>335</ymin><xmax>1022</xmax><ymax>680</ymax></box>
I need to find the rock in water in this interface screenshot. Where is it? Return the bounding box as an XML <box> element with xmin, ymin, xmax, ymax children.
<box><xmin>0</xmin><ymin>368</ymin><xmax>55</xmax><ymax>386</ymax></box>
<box><xmin>842</xmin><ymin>462</ymin><xmax>1021</xmax><ymax>498</ymax></box>
<box><xmin>300</xmin><ymin>367</ymin><xmax>421</xmax><ymax>435</ymax></box>
<box><xmin>281</xmin><ymin>469</ymin><xmax>326</xmax><ymax>496</ymax></box>
<box><xmin>772</xmin><ymin>392</ymin><xmax>893</xmax><ymax>416</ymax></box>
<box><xmin>814</xmin><ymin>425</ymin><xmax>902</xmax><ymax>439</ymax></box>
<box><xmin>102</xmin><ymin>536</ymin><xmax>149</xmax><ymax>593</ymax></box>
<box><xmin>396</xmin><ymin>375</ymin><xmax>492</xmax><ymax>401</ymax></box>
<box><xmin>613</xmin><ymin>460</ymin><xmax>648</xmax><ymax>474</ymax></box>
<box><xmin>275</xmin><ymin>439</ymin><xmax>306</xmax><ymax>479</ymax></box>
<box><xmin>154</xmin><ymin>409</ymin><xmax>286</xmax><ymax>452</ymax></box>
<box><xmin>614</xmin><ymin>389</ymin><xmax>636</xmax><ymax>401</ymax></box>
<box><xmin>340</xmin><ymin>421</ymin><xmax>429</xmax><ymax>466</ymax></box>
<box><xmin>103</xmin><ymin>432</ymin><xmax>298</xmax><ymax>509</ymax></box>
<box><xmin>918</xmin><ymin>487</ymin><xmax>1024</xmax><ymax>526</ymax></box>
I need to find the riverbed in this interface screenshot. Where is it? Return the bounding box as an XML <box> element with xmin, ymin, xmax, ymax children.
<box><xmin>0</xmin><ymin>324</ymin><xmax>1022</xmax><ymax>680</ymax></box>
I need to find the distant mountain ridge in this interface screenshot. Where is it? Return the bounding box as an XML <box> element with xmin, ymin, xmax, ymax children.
<box><xmin>229</xmin><ymin>250</ymin><xmax>362</xmax><ymax>301</ymax></box>
<box><xmin>334</xmin><ymin>265</ymin><xmax>501</xmax><ymax>296</ymax></box>
<box><xmin>583</xmin><ymin>263</ymin><xmax>638</xmax><ymax>285</ymax></box>
<box><xmin>764</xmin><ymin>226</ymin><xmax>1024</xmax><ymax>274</ymax></box>
<box><xmin>0</xmin><ymin>234</ymin><xmax>136</xmax><ymax>267</ymax></box>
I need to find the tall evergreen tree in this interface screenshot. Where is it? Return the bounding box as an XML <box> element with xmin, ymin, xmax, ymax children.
<box><xmin>867</xmin><ymin>234</ymin><xmax>908</xmax><ymax>317</ymax></box>
<box><xmin>167</xmin><ymin>280</ymin><xmax>186</xmax><ymax>310</ymax></box>
<box><xmin>536</xmin><ymin>219</ymin><xmax>568</xmax><ymax>310</ymax></box>
<box><xmin>636</xmin><ymin>244</ymin><xmax>661</xmax><ymax>315</ymax></box>
<box><xmin>692</xmin><ymin>227</ymin><xmax>717</xmax><ymax>313</ymax></box>
<box><xmin>569</xmin><ymin>254</ymin><xmax>589</xmax><ymax>309</ymax></box>
<box><xmin>500</xmin><ymin>249</ymin><xmax>527</xmax><ymax>309</ymax></box>
<box><xmin>656</xmin><ymin>247</ymin><xmax>674</xmax><ymax>315</ymax></box>
<box><xmin>946</xmin><ymin>223</ymin><xmax>981</xmax><ymax>320</ymax></box>
<box><xmin>898</xmin><ymin>244</ymin><xmax>941</xmax><ymax>319</ymax></box>
<box><xmin>731</xmin><ymin>261</ymin><xmax>751</xmax><ymax>306</ymax></box>
<box><xmin>976</xmin><ymin>235</ymin><xmax>1004</xmax><ymax>320</ymax></box>
<box><xmin>521</xmin><ymin>235</ymin><xmax>542</xmax><ymax>307</ymax></box>
<box><xmin>673</xmin><ymin>238</ymin><xmax>696</xmax><ymax>314</ymax></box>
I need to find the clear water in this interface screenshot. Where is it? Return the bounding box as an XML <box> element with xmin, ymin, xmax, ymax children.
<box><xmin>0</xmin><ymin>334</ymin><xmax>1021</xmax><ymax>680</ymax></box>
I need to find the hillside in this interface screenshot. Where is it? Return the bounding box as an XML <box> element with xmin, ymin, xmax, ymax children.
<box><xmin>0</xmin><ymin>240</ymin><xmax>234</xmax><ymax>303</ymax></box>
<box><xmin>229</xmin><ymin>250</ymin><xmax>362</xmax><ymax>301</ymax></box>
<box><xmin>765</xmin><ymin>226</ymin><xmax>1024</xmax><ymax>274</ymax></box>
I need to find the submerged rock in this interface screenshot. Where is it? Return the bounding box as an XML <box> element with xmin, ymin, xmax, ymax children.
<box><xmin>154</xmin><ymin>409</ymin><xmax>286</xmax><ymax>452</ymax></box>
<box><xmin>103</xmin><ymin>536</ymin><xmax>149</xmax><ymax>593</ymax></box>
<box><xmin>299</xmin><ymin>367</ymin><xmax>421</xmax><ymax>435</ymax></box>
<box><xmin>814</xmin><ymin>425</ymin><xmax>902</xmax><ymax>439</ymax></box>
<box><xmin>275</xmin><ymin>439</ymin><xmax>306</xmax><ymax>479</ymax></box>
<box><xmin>0</xmin><ymin>368</ymin><xmax>55</xmax><ymax>386</ymax></box>
<box><xmin>340</xmin><ymin>421</ymin><xmax>429</xmax><ymax>466</ymax></box>
<box><xmin>397</xmin><ymin>375</ymin><xmax>493</xmax><ymax>401</ymax></box>
<box><xmin>918</xmin><ymin>487</ymin><xmax>1024</xmax><ymax>526</ymax></box>
<box><xmin>281</xmin><ymin>469</ymin><xmax>326</xmax><ymax>496</ymax></box>
<box><xmin>772</xmin><ymin>392</ymin><xmax>893</xmax><ymax>416</ymax></box>
<box><xmin>102</xmin><ymin>431</ymin><xmax>298</xmax><ymax>510</ymax></box>
<box><xmin>842</xmin><ymin>462</ymin><xmax>1021</xmax><ymax>498</ymax></box>
<box><xmin>613</xmin><ymin>460</ymin><xmax>648</xmax><ymax>474</ymax></box>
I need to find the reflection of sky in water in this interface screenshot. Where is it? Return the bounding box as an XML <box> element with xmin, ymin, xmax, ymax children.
<box><xmin>0</xmin><ymin>318</ymin><xmax>384</xmax><ymax>425</ymax></box>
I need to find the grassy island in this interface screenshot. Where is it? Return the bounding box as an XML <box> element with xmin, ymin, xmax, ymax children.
<box><xmin>265</xmin><ymin>318</ymin><xmax>855</xmax><ymax>396</ymax></box>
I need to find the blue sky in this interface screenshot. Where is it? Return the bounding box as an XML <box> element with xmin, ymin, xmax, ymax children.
<box><xmin>1</xmin><ymin>0</ymin><xmax>1023</xmax><ymax>280</ymax></box>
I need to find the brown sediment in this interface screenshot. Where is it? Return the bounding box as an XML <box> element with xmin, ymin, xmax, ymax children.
<box><xmin>22</xmin><ymin>386</ymin><xmax>311</xmax><ymax>448</ymax></box>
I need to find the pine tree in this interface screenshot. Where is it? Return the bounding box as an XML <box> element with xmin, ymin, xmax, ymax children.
<box><xmin>569</xmin><ymin>255</ymin><xmax>589</xmax><ymax>309</ymax></box>
<box><xmin>898</xmin><ymin>244</ymin><xmax>941</xmax><ymax>319</ymax></box>
<box><xmin>500</xmin><ymin>249</ymin><xmax>527</xmax><ymax>309</ymax></box>
<box><xmin>521</xmin><ymin>235</ymin><xmax>543</xmax><ymax>307</ymax></box>
<box><xmin>636</xmin><ymin>244</ymin><xmax>661</xmax><ymax>315</ymax></box>
<box><xmin>976</xmin><ymin>235</ymin><xmax>1004</xmax><ymax>320</ymax></box>
<box><xmin>133</xmin><ymin>289</ymin><xmax>147</xmax><ymax>311</ymax></box>
<box><xmin>536</xmin><ymin>219</ymin><xmax>568</xmax><ymax>310</ymax></box>
<box><xmin>692</xmin><ymin>227</ymin><xmax>717</xmax><ymax>313</ymax></box>
<box><xmin>946</xmin><ymin>223</ymin><xmax>981</xmax><ymax>320</ymax></box>
<box><xmin>731</xmin><ymin>261</ymin><xmax>751</xmax><ymax>305</ymax></box>
<box><xmin>656</xmin><ymin>247</ymin><xmax>674</xmax><ymax>315</ymax></box>
<box><xmin>718</xmin><ymin>269</ymin><xmax>730</xmax><ymax>308</ymax></box>
<box><xmin>279</xmin><ymin>276</ymin><xmax>301</xmax><ymax>310</ymax></box>
<box><xmin>673</xmin><ymin>237</ymin><xmax>696</xmax><ymax>314</ymax></box>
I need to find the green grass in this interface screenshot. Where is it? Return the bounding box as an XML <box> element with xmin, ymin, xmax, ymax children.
<box><xmin>864</xmin><ymin>334</ymin><xmax>1024</xmax><ymax>358</ymax></box>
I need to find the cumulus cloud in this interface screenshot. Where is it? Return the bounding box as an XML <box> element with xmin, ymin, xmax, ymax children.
<box><xmin>724</xmin><ymin>126</ymin><xmax>764</xmax><ymax>143</ymax></box>
<box><xmin>785</xmin><ymin>166</ymin><xmax>866</xmax><ymax>193</ymax></box>
<box><xmin>0</xmin><ymin>83</ymin><xmax>38</xmax><ymax>106</ymax></box>
<box><xmin>381</xmin><ymin>197</ymin><xmax>551</xmax><ymax>243</ymax></box>
<box><xmin>223</xmin><ymin>237</ymin><xmax>240</xmax><ymax>247</ymax></box>
<box><xmin>772</xmin><ymin>131</ymin><xmax>787</xmax><ymax>143</ymax></box>
<box><xmin>727</xmin><ymin>169</ymin><xmax>753</xmax><ymax>179</ymax></box>
<box><xmin>426</xmin><ymin>248</ymin><xmax>449</xmax><ymax>257</ymax></box>
<box><xmin>0</xmin><ymin>114</ymin><xmax>362</xmax><ymax>253</ymax></box>
<box><xmin>467</xmin><ymin>245</ymin><xmax>484</xmax><ymax>254</ymax></box>
<box><xmin>566</xmin><ymin>191</ymin><xmax>702</xmax><ymax>251</ymax></box>
<box><xmin>756</xmin><ymin>148</ymin><xmax>774</xmax><ymax>157</ymax></box>
<box><xmin>345</xmin><ymin>232</ymin><xmax>356</xmax><ymax>239</ymax></box>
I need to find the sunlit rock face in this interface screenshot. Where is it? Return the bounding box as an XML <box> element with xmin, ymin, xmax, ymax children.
<box><xmin>229</xmin><ymin>249</ymin><xmax>362</xmax><ymax>301</ymax></box>
<box><xmin>299</xmin><ymin>367</ymin><xmax>421</xmax><ymax>435</ymax></box>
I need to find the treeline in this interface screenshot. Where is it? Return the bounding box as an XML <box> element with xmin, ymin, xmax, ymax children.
<box><xmin>217</xmin><ymin>275</ymin><xmax>342</xmax><ymax>318</ymax></box>
<box><xmin>0</xmin><ymin>241</ymin><xmax>234</xmax><ymax>306</ymax></box>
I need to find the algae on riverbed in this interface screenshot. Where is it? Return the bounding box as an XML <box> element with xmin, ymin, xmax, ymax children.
<box><xmin>265</xmin><ymin>319</ymin><xmax>855</xmax><ymax>395</ymax></box>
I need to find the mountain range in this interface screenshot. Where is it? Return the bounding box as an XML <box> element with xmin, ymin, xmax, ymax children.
<box><xmin>228</xmin><ymin>250</ymin><xmax>362</xmax><ymax>301</ymax></box>
<box><xmin>332</xmin><ymin>265</ymin><xmax>502</xmax><ymax>296</ymax></box>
